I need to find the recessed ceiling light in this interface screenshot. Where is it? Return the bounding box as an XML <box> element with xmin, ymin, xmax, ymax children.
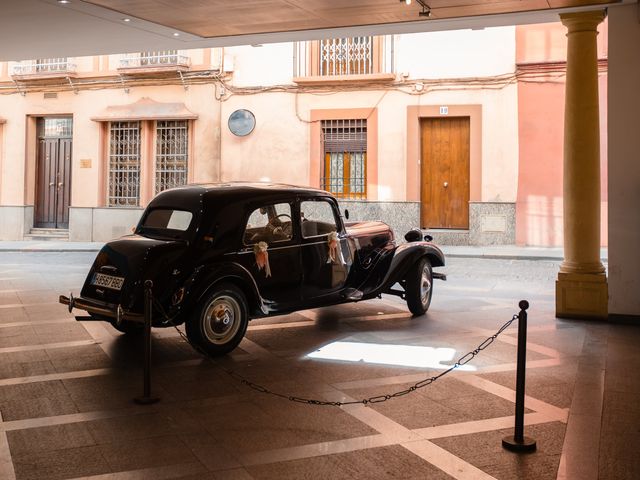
<box><xmin>122</xmin><ymin>18</ymin><xmax>131</xmax><ymax>22</ymax></box>
<box><xmin>173</xmin><ymin>32</ymin><xmax>180</xmax><ymax>37</ymax></box>
<box><xmin>58</xmin><ymin>0</ymin><xmax>71</xmax><ymax>4</ymax></box>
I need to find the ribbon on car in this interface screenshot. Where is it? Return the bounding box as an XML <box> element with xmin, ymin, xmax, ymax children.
<box><xmin>254</xmin><ymin>241</ymin><xmax>271</xmax><ymax>277</ymax></box>
<box><xmin>327</xmin><ymin>231</ymin><xmax>345</xmax><ymax>265</ymax></box>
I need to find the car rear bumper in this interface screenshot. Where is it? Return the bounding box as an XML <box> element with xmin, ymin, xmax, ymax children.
<box><xmin>59</xmin><ymin>294</ymin><xmax>144</xmax><ymax>323</ymax></box>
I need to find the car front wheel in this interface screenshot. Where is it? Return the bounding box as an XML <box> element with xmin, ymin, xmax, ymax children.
<box><xmin>186</xmin><ymin>283</ymin><xmax>249</xmax><ymax>356</ymax></box>
<box><xmin>405</xmin><ymin>257</ymin><xmax>433</xmax><ymax>316</ymax></box>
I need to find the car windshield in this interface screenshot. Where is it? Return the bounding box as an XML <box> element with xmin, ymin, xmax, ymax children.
<box><xmin>138</xmin><ymin>209</ymin><xmax>193</xmax><ymax>239</ymax></box>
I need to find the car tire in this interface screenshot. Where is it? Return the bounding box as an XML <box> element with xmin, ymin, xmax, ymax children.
<box><xmin>405</xmin><ymin>257</ymin><xmax>433</xmax><ymax>316</ymax></box>
<box><xmin>186</xmin><ymin>283</ymin><xmax>249</xmax><ymax>356</ymax></box>
<box><xmin>110</xmin><ymin>319</ymin><xmax>144</xmax><ymax>335</ymax></box>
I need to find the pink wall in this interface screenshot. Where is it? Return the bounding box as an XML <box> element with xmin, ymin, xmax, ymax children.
<box><xmin>516</xmin><ymin>23</ymin><xmax>608</xmax><ymax>247</ymax></box>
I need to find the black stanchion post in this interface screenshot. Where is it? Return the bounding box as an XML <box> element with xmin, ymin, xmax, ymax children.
<box><xmin>502</xmin><ymin>300</ymin><xmax>536</xmax><ymax>452</ymax></box>
<box><xmin>134</xmin><ymin>280</ymin><xmax>160</xmax><ymax>405</ymax></box>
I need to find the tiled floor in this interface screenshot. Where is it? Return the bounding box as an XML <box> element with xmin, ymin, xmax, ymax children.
<box><xmin>0</xmin><ymin>252</ymin><xmax>638</xmax><ymax>479</ymax></box>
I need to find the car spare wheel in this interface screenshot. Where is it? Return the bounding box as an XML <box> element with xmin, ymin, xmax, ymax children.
<box><xmin>186</xmin><ymin>283</ymin><xmax>249</xmax><ymax>356</ymax></box>
<box><xmin>405</xmin><ymin>257</ymin><xmax>433</xmax><ymax>316</ymax></box>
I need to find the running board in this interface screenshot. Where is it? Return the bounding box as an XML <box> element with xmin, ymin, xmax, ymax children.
<box><xmin>433</xmin><ymin>272</ymin><xmax>447</xmax><ymax>281</ymax></box>
<box><xmin>342</xmin><ymin>288</ymin><xmax>363</xmax><ymax>301</ymax></box>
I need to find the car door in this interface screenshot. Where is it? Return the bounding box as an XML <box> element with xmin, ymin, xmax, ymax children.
<box><xmin>235</xmin><ymin>201</ymin><xmax>302</xmax><ymax>309</ymax></box>
<box><xmin>299</xmin><ymin>197</ymin><xmax>352</xmax><ymax>301</ymax></box>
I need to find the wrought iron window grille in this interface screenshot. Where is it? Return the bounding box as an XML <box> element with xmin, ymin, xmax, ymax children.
<box><xmin>119</xmin><ymin>51</ymin><xmax>190</xmax><ymax>69</ymax></box>
<box><xmin>294</xmin><ymin>35</ymin><xmax>394</xmax><ymax>78</ymax></box>
<box><xmin>321</xmin><ymin>119</ymin><xmax>367</xmax><ymax>200</ymax></box>
<box><xmin>155</xmin><ymin>120</ymin><xmax>189</xmax><ymax>194</ymax></box>
<box><xmin>108</xmin><ymin>121</ymin><xmax>141</xmax><ymax>207</ymax></box>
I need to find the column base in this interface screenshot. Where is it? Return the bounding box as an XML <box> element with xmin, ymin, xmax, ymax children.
<box><xmin>556</xmin><ymin>272</ymin><xmax>608</xmax><ymax>320</ymax></box>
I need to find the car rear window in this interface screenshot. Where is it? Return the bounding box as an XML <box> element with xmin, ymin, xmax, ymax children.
<box><xmin>142</xmin><ymin>209</ymin><xmax>193</xmax><ymax>231</ymax></box>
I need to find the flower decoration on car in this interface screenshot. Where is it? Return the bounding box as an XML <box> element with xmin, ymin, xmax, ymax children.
<box><xmin>254</xmin><ymin>241</ymin><xmax>271</xmax><ymax>277</ymax></box>
<box><xmin>327</xmin><ymin>231</ymin><xmax>345</xmax><ymax>265</ymax></box>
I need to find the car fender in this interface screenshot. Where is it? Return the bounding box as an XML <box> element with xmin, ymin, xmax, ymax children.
<box><xmin>183</xmin><ymin>262</ymin><xmax>267</xmax><ymax>317</ymax></box>
<box><xmin>376</xmin><ymin>242</ymin><xmax>445</xmax><ymax>293</ymax></box>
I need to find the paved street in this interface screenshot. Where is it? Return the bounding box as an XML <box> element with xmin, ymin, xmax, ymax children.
<box><xmin>0</xmin><ymin>251</ymin><xmax>637</xmax><ymax>480</ymax></box>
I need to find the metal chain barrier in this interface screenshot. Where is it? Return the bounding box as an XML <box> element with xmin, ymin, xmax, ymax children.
<box><xmin>154</xmin><ymin>296</ymin><xmax>519</xmax><ymax>406</ymax></box>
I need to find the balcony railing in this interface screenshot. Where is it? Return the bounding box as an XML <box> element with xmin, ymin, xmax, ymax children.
<box><xmin>119</xmin><ymin>52</ymin><xmax>191</xmax><ymax>70</ymax></box>
<box><xmin>12</xmin><ymin>59</ymin><xmax>77</xmax><ymax>77</ymax></box>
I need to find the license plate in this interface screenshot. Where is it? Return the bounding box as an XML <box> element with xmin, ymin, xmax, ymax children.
<box><xmin>92</xmin><ymin>273</ymin><xmax>125</xmax><ymax>291</ymax></box>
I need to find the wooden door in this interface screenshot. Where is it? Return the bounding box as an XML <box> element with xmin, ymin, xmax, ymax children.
<box><xmin>35</xmin><ymin>120</ymin><xmax>72</xmax><ymax>228</ymax></box>
<box><xmin>420</xmin><ymin>117</ymin><xmax>470</xmax><ymax>229</ymax></box>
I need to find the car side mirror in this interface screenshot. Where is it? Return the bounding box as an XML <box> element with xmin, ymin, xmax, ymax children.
<box><xmin>344</xmin><ymin>209</ymin><xmax>349</xmax><ymax>220</ymax></box>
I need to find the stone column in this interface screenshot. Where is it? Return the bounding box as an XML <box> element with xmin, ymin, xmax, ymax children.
<box><xmin>556</xmin><ymin>10</ymin><xmax>607</xmax><ymax>319</ymax></box>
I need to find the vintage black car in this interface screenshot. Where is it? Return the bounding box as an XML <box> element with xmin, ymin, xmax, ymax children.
<box><xmin>60</xmin><ymin>183</ymin><xmax>445</xmax><ymax>356</ymax></box>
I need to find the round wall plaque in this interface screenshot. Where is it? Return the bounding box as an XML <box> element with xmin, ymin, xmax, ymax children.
<box><xmin>228</xmin><ymin>109</ymin><xmax>256</xmax><ymax>136</ymax></box>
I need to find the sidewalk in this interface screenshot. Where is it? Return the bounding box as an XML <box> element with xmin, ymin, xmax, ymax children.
<box><xmin>441</xmin><ymin>245</ymin><xmax>608</xmax><ymax>261</ymax></box>
<box><xmin>0</xmin><ymin>241</ymin><xmax>104</xmax><ymax>252</ymax></box>
<box><xmin>0</xmin><ymin>240</ymin><xmax>608</xmax><ymax>261</ymax></box>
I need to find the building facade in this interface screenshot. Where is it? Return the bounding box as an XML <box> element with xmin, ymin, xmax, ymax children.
<box><xmin>515</xmin><ymin>21</ymin><xmax>608</xmax><ymax>247</ymax></box>
<box><xmin>0</xmin><ymin>25</ymin><xmax>607</xmax><ymax>245</ymax></box>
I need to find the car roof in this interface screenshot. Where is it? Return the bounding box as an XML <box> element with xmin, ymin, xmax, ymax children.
<box><xmin>196</xmin><ymin>182</ymin><xmax>328</xmax><ymax>196</ymax></box>
<box><xmin>162</xmin><ymin>182</ymin><xmax>328</xmax><ymax>198</ymax></box>
<box><xmin>148</xmin><ymin>182</ymin><xmax>333</xmax><ymax>210</ymax></box>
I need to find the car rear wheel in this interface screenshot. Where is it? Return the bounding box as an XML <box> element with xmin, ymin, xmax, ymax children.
<box><xmin>405</xmin><ymin>257</ymin><xmax>433</xmax><ymax>316</ymax></box>
<box><xmin>186</xmin><ymin>283</ymin><xmax>249</xmax><ymax>356</ymax></box>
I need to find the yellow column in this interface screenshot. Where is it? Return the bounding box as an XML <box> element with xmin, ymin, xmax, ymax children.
<box><xmin>556</xmin><ymin>10</ymin><xmax>607</xmax><ymax>319</ymax></box>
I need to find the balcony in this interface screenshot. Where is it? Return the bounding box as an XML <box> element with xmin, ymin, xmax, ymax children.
<box><xmin>118</xmin><ymin>52</ymin><xmax>191</xmax><ymax>75</ymax></box>
<box><xmin>294</xmin><ymin>36</ymin><xmax>395</xmax><ymax>86</ymax></box>
<box><xmin>11</xmin><ymin>59</ymin><xmax>77</xmax><ymax>81</ymax></box>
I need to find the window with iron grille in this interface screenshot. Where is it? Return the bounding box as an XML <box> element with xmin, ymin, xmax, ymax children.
<box><xmin>155</xmin><ymin>120</ymin><xmax>189</xmax><ymax>194</ymax></box>
<box><xmin>294</xmin><ymin>36</ymin><xmax>394</xmax><ymax>78</ymax></box>
<box><xmin>140</xmin><ymin>50</ymin><xmax>178</xmax><ymax>65</ymax></box>
<box><xmin>321</xmin><ymin>119</ymin><xmax>367</xmax><ymax>199</ymax></box>
<box><xmin>108</xmin><ymin>121</ymin><xmax>141</xmax><ymax>207</ymax></box>
<box><xmin>320</xmin><ymin>37</ymin><xmax>373</xmax><ymax>76</ymax></box>
<box><xmin>36</xmin><ymin>58</ymin><xmax>68</xmax><ymax>73</ymax></box>
<box><xmin>41</xmin><ymin>118</ymin><xmax>73</xmax><ymax>138</ymax></box>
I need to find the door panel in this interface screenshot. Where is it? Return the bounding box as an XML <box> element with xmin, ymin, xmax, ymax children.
<box><xmin>35</xmin><ymin>138</ymin><xmax>59</xmax><ymax>228</ymax></box>
<box><xmin>235</xmin><ymin>244</ymin><xmax>302</xmax><ymax>307</ymax></box>
<box><xmin>35</xmin><ymin>119</ymin><xmax>72</xmax><ymax>229</ymax></box>
<box><xmin>420</xmin><ymin>117</ymin><xmax>470</xmax><ymax>229</ymax></box>
<box><xmin>235</xmin><ymin>202</ymin><xmax>302</xmax><ymax>308</ymax></box>
<box><xmin>56</xmin><ymin>138</ymin><xmax>72</xmax><ymax>228</ymax></box>
<box><xmin>299</xmin><ymin>198</ymin><xmax>350</xmax><ymax>301</ymax></box>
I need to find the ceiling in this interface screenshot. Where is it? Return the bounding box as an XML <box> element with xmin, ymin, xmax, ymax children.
<box><xmin>0</xmin><ymin>0</ymin><xmax>625</xmax><ymax>61</ymax></box>
<box><xmin>84</xmin><ymin>0</ymin><xmax>616</xmax><ymax>37</ymax></box>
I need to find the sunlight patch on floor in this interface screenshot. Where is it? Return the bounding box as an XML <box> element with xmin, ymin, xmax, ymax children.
<box><xmin>307</xmin><ymin>341</ymin><xmax>476</xmax><ymax>371</ymax></box>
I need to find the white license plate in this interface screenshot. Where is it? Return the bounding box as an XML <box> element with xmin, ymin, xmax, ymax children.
<box><xmin>92</xmin><ymin>273</ymin><xmax>125</xmax><ymax>291</ymax></box>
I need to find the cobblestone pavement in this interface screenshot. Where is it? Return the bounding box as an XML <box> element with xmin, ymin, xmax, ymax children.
<box><xmin>0</xmin><ymin>252</ymin><xmax>636</xmax><ymax>480</ymax></box>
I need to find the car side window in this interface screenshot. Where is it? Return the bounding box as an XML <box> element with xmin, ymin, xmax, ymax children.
<box><xmin>243</xmin><ymin>203</ymin><xmax>293</xmax><ymax>245</ymax></box>
<box><xmin>300</xmin><ymin>200</ymin><xmax>338</xmax><ymax>238</ymax></box>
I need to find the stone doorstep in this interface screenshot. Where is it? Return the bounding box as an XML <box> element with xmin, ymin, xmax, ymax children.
<box><xmin>24</xmin><ymin>228</ymin><xmax>70</xmax><ymax>242</ymax></box>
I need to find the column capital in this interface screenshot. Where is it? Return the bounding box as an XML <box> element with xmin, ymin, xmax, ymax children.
<box><xmin>560</xmin><ymin>10</ymin><xmax>606</xmax><ymax>33</ymax></box>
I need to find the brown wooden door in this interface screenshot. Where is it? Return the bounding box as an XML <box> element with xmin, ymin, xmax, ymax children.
<box><xmin>35</xmin><ymin>123</ymin><xmax>72</xmax><ymax>228</ymax></box>
<box><xmin>420</xmin><ymin>117</ymin><xmax>470</xmax><ymax>229</ymax></box>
